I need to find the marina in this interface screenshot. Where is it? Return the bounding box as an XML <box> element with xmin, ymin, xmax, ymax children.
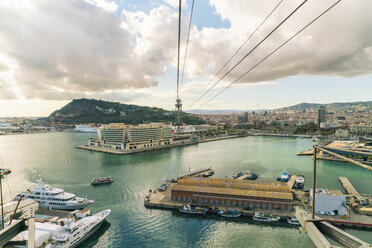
<box><xmin>1</xmin><ymin>132</ymin><xmax>372</xmax><ymax>247</ymax></box>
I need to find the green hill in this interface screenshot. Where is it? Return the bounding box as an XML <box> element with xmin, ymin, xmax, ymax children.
<box><xmin>278</xmin><ymin>101</ymin><xmax>372</xmax><ymax>112</ymax></box>
<box><xmin>45</xmin><ymin>99</ymin><xmax>204</xmax><ymax>125</ymax></box>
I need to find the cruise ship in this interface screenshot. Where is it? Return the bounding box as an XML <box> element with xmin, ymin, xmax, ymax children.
<box><xmin>14</xmin><ymin>176</ymin><xmax>94</xmax><ymax>210</ymax></box>
<box><xmin>74</xmin><ymin>125</ymin><xmax>98</xmax><ymax>133</ymax></box>
<box><xmin>46</xmin><ymin>209</ymin><xmax>111</xmax><ymax>248</ymax></box>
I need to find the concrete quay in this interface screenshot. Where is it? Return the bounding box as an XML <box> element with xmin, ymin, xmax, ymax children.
<box><xmin>76</xmin><ymin>134</ymin><xmax>247</xmax><ymax>155</ymax></box>
<box><xmin>145</xmin><ymin>181</ymin><xmax>295</xmax><ymax>219</ymax></box>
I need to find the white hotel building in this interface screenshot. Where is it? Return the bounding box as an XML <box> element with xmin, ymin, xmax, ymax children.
<box><xmin>88</xmin><ymin>123</ymin><xmax>173</xmax><ymax>151</ymax></box>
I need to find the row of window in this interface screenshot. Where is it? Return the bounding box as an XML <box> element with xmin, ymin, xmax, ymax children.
<box><xmin>172</xmin><ymin>196</ymin><xmax>292</xmax><ymax>210</ymax></box>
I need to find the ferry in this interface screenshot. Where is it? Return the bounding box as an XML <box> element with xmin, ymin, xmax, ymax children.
<box><xmin>276</xmin><ymin>169</ymin><xmax>290</xmax><ymax>182</ymax></box>
<box><xmin>253</xmin><ymin>212</ymin><xmax>280</xmax><ymax>222</ymax></box>
<box><xmin>218</xmin><ymin>209</ymin><xmax>242</xmax><ymax>218</ymax></box>
<box><xmin>91</xmin><ymin>176</ymin><xmax>113</xmax><ymax>185</ymax></box>
<box><xmin>46</xmin><ymin>209</ymin><xmax>111</xmax><ymax>248</ymax></box>
<box><xmin>74</xmin><ymin>125</ymin><xmax>98</xmax><ymax>133</ymax></box>
<box><xmin>243</xmin><ymin>171</ymin><xmax>258</xmax><ymax>180</ymax></box>
<box><xmin>287</xmin><ymin>216</ymin><xmax>300</xmax><ymax>226</ymax></box>
<box><xmin>179</xmin><ymin>203</ymin><xmax>208</xmax><ymax>214</ymax></box>
<box><xmin>14</xmin><ymin>176</ymin><xmax>94</xmax><ymax>210</ymax></box>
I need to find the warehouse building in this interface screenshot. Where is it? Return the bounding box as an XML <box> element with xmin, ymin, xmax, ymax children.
<box><xmin>310</xmin><ymin>188</ymin><xmax>347</xmax><ymax>215</ymax></box>
<box><xmin>171</xmin><ymin>177</ymin><xmax>294</xmax><ymax>211</ymax></box>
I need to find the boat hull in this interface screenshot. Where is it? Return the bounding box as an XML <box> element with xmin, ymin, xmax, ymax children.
<box><xmin>253</xmin><ymin>217</ymin><xmax>280</xmax><ymax>222</ymax></box>
<box><xmin>179</xmin><ymin>209</ymin><xmax>206</xmax><ymax>215</ymax></box>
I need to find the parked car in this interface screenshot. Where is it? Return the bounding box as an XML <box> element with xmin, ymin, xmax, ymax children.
<box><xmin>326</xmin><ymin>211</ymin><xmax>335</xmax><ymax>216</ymax></box>
<box><xmin>316</xmin><ymin>211</ymin><xmax>325</xmax><ymax>215</ymax></box>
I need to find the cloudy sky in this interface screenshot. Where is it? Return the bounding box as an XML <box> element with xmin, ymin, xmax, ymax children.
<box><xmin>0</xmin><ymin>0</ymin><xmax>371</xmax><ymax>117</ymax></box>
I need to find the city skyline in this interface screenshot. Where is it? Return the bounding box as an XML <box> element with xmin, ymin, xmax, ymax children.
<box><xmin>1</xmin><ymin>0</ymin><xmax>372</xmax><ymax>117</ymax></box>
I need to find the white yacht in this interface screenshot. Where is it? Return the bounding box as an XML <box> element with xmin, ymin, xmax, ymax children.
<box><xmin>46</xmin><ymin>209</ymin><xmax>111</xmax><ymax>248</ymax></box>
<box><xmin>74</xmin><ymin>125</ymin><xmax>98</xmax><ymax>133</ymax></box>
<box><xmin>14</xmin><ymin>176</ymin><xmax>94</xmax><ymax>210</ymax></box>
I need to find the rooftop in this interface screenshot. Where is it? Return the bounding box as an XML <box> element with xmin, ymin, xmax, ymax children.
<box><xmin>172</xmin><ymin>184</ymin><xmax>294</xmax><ymax>201</ymax></box>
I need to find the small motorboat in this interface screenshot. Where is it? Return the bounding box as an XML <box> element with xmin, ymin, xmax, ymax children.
<box><xmin>287</xmin><ymin>217</ymin><xmax>300</xmax><ymax>226</ymax></box>
<box><xmin>253</xmin><ymin>212</ymin><xmax>280</xmax><ymax>222</ymax></box>
<box><xmin>232</xmin><ymin>172</ymin><xmax>243</xmax><ymax>179</ymax></box>
<box><xmin>91</xmin><ymin>176</ymin><xmax>113</xmax><ymax>185</ymax></box>
<box><xmin>218</xmin><ymin>209</ymin><xmax>242</xmax><ymax>218</ymax></box>
<box><xmin>202</xmin><ymin>171</ymin><xmax>214</xmax><ymax>177</ymax></box>
<box><xmin>243</xmin><ymin>171</ymin><xmax>258</xmax><ymax>180</ymax></box>
<box><xmin>295</xmin><ymin>175</ymin><xmax>305</xmax><ymax>188</ymax></box>
<box><xmin>158</xmin><ymin>183</ymin><xmax>167</xmax><ymax>191</ymax></box>
<box><xmin>276</xmin><ymin>169</ymin><xmax>291</xmax><ymax>182</ymax></box>
<box><xmin>0</xmin><ymin>168</ymin><xmax>11</xmax><ymax>177</ymax></box>
<box><xmin>179</xmin><ymin>203</ymin><xmax>208</xmax><ymax>214</ymax></box>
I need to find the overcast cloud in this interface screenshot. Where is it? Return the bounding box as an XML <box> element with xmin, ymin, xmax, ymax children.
<box><xmin>0</xmin><ymin>0</ymin><xmax>371</xmax><ymax>102</ymax></box>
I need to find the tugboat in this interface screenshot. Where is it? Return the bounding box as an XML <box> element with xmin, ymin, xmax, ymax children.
<box><xmin>276</xmin><ymin>169</ymin><xmax>291</xmax><ymax>182</ymax></box>
<box><xmin>287</xmin><ymin>216</ymin><xmax>300</xmax><ymax>226</ymax></box>
<box><xmin>243</xmin><ymin>171</ymin><xmax>258</xmax><ymax>180</ymax></box>
<box><xmin>91</xmin><ymin>176</ymin><xmax>113</xmax><ymax>185</ymax></box>
<box><xmin>179</xmin><ymin>203</ymin><xmax>208</xmax><ymax>215</ymax></box>
<box><xmin>218</xmin><ymin>209</ymin><xmax>242</xmax><ymax>218</ymax></box>
<box><xmin>295</xmin><ymin>175</ymin><xmax>305</xmax><ymax>188</ymax></box>
<box><xmin>253</xmin><ymin>212</ymin><xmax>280</xmax><ymax>222</ymax></box>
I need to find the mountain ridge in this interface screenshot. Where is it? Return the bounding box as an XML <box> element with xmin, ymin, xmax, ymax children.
<box><xmin>44</xmin><ymin>98</ymin><xmax>204</xmax><ymax>124</ymax></box>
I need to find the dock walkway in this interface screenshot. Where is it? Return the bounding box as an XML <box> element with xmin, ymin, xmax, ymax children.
<box><xmin>339</xmin><ymin>177</ymin><xmax>358</xmax><ymax>195</ymax></box>
<box><xmin>180</xmin><ymin>168</ymin><xmax>214</xmax><ymax>178</ymax></box>
<box><xmin>287</xmin><ymin>175</ymin><xmax>298</xmax><ymax>189</ymax></box>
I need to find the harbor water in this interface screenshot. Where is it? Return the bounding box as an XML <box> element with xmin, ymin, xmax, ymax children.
<box><xmin>0</xmin><ymin>132</ymin><xmax>371</xmax><ymax>247</ymax></box>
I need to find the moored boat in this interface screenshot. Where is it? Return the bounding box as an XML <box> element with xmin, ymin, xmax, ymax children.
<box><xmin>0</xmin><ymin>168</ymin><xmax>11</xmax><ymax>177</ymax></box>
<box><xmin>14</xmin><ymin>175</ymin><xmax>94</xmax><ymax>210</ymax></box>
<box><xmin>179</xmin><ymin>203</ymin><xmax>208</xmax><ymax>214</ymax></box>
<box><xmin>287</xmin><ymin>216</ymin><xmax>300</xmax><ymax>226</ymax></box>
<box><xmin>218</xmin><ymin>209</ymin><xmax>242</xmax><ymax>218</ymax></box>
<box><xmin>253</xmin><ymin>212</ymin><xmax>280</xmax><ymax>222</ymax></box>
<box><xmin>91</xmin><ymin>176</ymin><xmax>113</xmax><ymax>185</ymax></box>
<box><xmin>276</xmin><ymin>169</ymin><xmax>290</xmax><ymax>182</ymax></box>
<box><xmin>202</xmin><ymin>171</ymin><xmax>214</xmax><ymax>177</ymax></box>
<box><xmin>295</xmin><ymin>175</ymin><xmax>305</xmax><ymax>188</ymax></box>
<box><xmin>46</xmin><ymin>209</ymin><xmax>111</xmax><ymax>248</ymax></box>
<box><xmin>243</xmin><ymin>171</ymin><xmax>258</xmax><ymax>180</ymax></box>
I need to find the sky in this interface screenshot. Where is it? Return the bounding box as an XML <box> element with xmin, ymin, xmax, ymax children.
<box><xmin>0</xmin><ymin>0</ymin><xmax>372</xmax><ymax>117</ymax></box>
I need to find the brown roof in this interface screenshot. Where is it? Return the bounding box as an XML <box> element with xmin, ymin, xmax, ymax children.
<box><xmin>178</xmin><ymin>177</ymin><xmax>290</xmax><ymax>193</ymax></box>
<box><xmin>172</xmin><ymin>184</ymin><xmax>294</xmax><ymax>201</ymax></box>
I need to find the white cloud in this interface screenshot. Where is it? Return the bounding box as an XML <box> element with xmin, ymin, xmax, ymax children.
<box><xmin>0</xmin><ymin>0</ymin><xmax>371</xmax><ymax>108</ymax></box>
<box><xmin>84</xmin><ymin>0</ymin><xmax>118</xmax><ymax>12</ymax></box>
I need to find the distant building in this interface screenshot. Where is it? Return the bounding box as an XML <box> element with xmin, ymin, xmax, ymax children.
<box><xmin>335</xmin><ymin>129</ymin><xmax>349</xmax><ymax>138</ymax></box>
<box><xmin>317</xmin><ymin>106</ymin><xmax>326</xmax><ymax>127</ymax></box>
<box><xmin>89</xmin><ymin>123</ymin><xmax>173</xmax><ymax>150</ymax></box>
<box><xmin>350</xmin><ymin>125</ymin><xmax>372</xmax><ymax>136</ymax></box>
<box><xmin>237</xmin><ymin>112</ymin><xmax>249</xmax><ymax>123</ymax></box>
<box><xmin>310</xmin><ymin>189</ymin><xmax>346</xmax><ymax>215</ymax></box>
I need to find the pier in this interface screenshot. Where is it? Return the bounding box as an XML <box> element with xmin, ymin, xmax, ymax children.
<box><xmin>296</xmin><ymin>208</ymin><xmax>372</xmax><ymax>248</ymax></box>
<box><xmin>179</xmin><ymin>168</ymin><xmax>214</xmax><ymax>178</ymax></box>
<box><xmin>339</xmin><ymin>177</ymin><xmax>359</xmax><ymax>195</ymax></box>
<box><xmin>297</xmin><ymin>149</ymin><xmax>314</xmax><ymax>156</ymax></box>
<box><xmin>287</xmin><ymin>175</ymin><xmax>298</xmax><ymax>189</ymax></box>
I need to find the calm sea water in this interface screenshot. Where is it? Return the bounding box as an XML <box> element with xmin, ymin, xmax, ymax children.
<box><xmin>0</xmin><ymin>132</ymin><xmax>371</xmax><ymax>247</ymax></box>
